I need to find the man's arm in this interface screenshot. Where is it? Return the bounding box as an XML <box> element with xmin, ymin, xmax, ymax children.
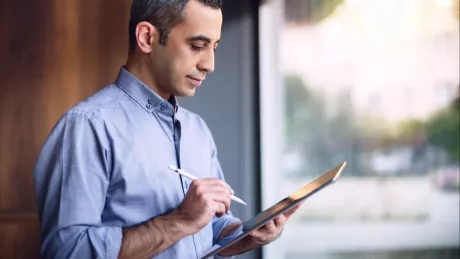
<box><xmin>34</xmin><ymin>113</ymin><xmax>123</xmax><ymax>258</ymax></box>
<box><xmin>119</xmin><ymin>176</ymin><xmax>234</xmax><ymax>259</ymax></box>
<box><xmin>34</xmin><ymin>112</ymin><xmax>233</xmax><ymax>259</ymax></box>
<box><xmin>118</xmin><ymin>210</ymin><xmax>189</xmax><ymax>259</ymax></box>
<box><xmin>34</xmin><ymin>113</ymin><xmax>187</xmax><ymax>258</ymax></box>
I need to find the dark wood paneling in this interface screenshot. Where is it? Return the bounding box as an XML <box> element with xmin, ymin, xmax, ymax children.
<box><xmin>0</xmin><ymin>0</ymin><xmax>51</xmax><ymax>212</ymax></box>
<box><xmin>0</xmin><ymin>0</ymin><xmax>131</xmax><ymax>257</ymax></box>
<box><xmin>0</xmin><ymin>216</ymin><xmax>41</xmax><ymax>259</ymax></box>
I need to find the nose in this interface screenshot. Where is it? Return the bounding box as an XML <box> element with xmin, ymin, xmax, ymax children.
<box><xmin>197</xmin><ymin>49</ymin><xmax>215</xmax><ymax>73</ymax></box>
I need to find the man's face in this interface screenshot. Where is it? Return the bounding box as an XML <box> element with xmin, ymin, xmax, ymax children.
<box><xmin>150</xmin><ymin>1</ymin><xmax>222</xmax><ymax>97</ymax></box>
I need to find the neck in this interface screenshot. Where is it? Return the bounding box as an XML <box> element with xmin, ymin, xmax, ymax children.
<box><xmin>125</xmin><ymin>54</ymin><xmax>171</xmax><ymax>100</ymax></box>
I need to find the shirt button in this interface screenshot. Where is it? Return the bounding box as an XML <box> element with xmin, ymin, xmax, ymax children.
<box><xmin>146</xmin><ymin>103</ymin><xmax>152</xmax><ymax>109</ymax></box>
<box><xmin>160</xmin><ymin>103</ymin><xmax>167</xmax><ymax>110</ymax></box>
<box><xmin>185</xmin><ymin>182</ymin><xmax>189</xmax><ymax>189</ymax></box>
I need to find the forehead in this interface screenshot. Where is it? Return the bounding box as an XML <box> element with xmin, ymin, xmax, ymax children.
<box><xmin>171</xmin><ymin>1</ymin><xmax>222</xmax><ymax>42</ymax></box>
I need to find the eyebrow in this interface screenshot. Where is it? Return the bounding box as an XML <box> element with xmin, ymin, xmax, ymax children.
<box><xmin>187</xmin><ymin>35</ymin><xmax>220</xmax><ymax>44</ymax></box>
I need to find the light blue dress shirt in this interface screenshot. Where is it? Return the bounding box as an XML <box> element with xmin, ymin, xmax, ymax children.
<box><xmin>34</xmin><ymin>67</ymin><xmax>243</xmax><ymax>259</ymax></box>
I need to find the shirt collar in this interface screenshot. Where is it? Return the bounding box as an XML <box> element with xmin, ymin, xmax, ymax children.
<box><xmin>114</xmin><ymin>66</ymin><xmax>179</xmax><ymax>116</ymax></box>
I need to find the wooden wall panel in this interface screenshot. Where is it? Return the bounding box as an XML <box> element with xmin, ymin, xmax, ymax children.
<box><xmin>0</xmin><ymin>0</ymin><xmax>132</xmax><ymax>257</ymax></box>
<box><xmin>0</xmin><ymin>214</ymin><xmax>41</xmax><ymax>258</ymax></box>
<box><xmin>0</xmin><ymin>0</ymin><xmax>51</xmax><ymax>212</ymax></box>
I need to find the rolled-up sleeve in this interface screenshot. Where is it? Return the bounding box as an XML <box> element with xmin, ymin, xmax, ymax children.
<box><xmin>34</xmin><ymin>111</ymin><xmax>122</xmax><ymax>259</ymax></box>
<box><xmin>212</xmin><ymin>215</ymin><xmax>243</xmax><ymax>259</ymax></box>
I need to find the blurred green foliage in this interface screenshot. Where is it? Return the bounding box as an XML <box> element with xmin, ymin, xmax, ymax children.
<box><xmin>285</xmin><ymin>0</ymin><xmax>344</xmax><ymax>25</ymax></box>
<box><xmin>425</xmin><ymin>96</ymin><xmax>460</xmax><ymax>162</ymax></box>
<box><xmin>284</xmin><ymin>74</ymin><xmax>459</xmax><ymax>177</ymax></box>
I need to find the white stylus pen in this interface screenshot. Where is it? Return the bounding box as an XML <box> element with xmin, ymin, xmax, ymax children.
<box><xmin>168</xmin><ymin>165</ymin><xmax>247</xmax><ymax>205</ymax></box>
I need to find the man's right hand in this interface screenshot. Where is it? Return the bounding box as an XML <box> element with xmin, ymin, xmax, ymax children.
<box><xmin>173</xmin><ymin>178</ymin><xmax>234</xmax><ymax>235</ymax></box>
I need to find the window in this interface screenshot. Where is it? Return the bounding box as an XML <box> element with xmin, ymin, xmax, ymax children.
<box><xmin>259</xmin><ymin>0</ymin><xmax>459</xmax><ymax>258</ymax></box>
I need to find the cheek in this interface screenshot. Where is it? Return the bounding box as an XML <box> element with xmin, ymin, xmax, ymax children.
<box><xmin>174</xmin><ymin>61</ymin><xmax>195</xmax><ymax>82</ymax></box>
<box><xmin>171</xmin><ymin>63</ymin><xmax>186</xmax><ymax>84</ymax></box>
<box><xmin>176</xmin><ymin>50</ymin><xmax>200</xmax><ymax>73</ymax></box>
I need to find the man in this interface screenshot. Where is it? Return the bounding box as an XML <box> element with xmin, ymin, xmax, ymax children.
<box><xmin>34</xmin><ymin>0</ymin><xmax>301</xmax><ymax>258</ymax></box>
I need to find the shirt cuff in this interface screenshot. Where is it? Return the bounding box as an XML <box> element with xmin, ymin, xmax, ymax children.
<box><xmin>205</xmin><ymin>244</ymin><xmax>236</xmax><ymax>259</ymax></box>
<box><xmin>216</xmin><ymin>224</ymin><xmax>243</xmax><ymax>247</ymax></box>
<box><xmin>106</xmin><ymin>227</ymin><xmax>123</xmax><ymax>258</ymax></box>
<box><xmin>215</xmin><ymin>249</ymin><xmax>235</xmax><ymax>259</ymax></box>
<box><xmin>214</xmin><ymin>216</ymin><xmax>243</xmax><ymax>246</ymax></box>
<box><xmin>214</xmin><ymin>217</ymin><xmax>244</xmax><ymax>259</ymax></box>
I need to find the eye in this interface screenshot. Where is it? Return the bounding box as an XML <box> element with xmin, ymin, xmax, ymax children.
<box><xmin>191</xmin><ymin>45</ymin><xmax>204</xmax><ymax>51</ymax></box>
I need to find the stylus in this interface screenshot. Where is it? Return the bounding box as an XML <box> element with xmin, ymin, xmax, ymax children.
<box><xmin>168</xmin><ymin>165</ymin><xmax>247</xmax><ymax>205</ymax></box>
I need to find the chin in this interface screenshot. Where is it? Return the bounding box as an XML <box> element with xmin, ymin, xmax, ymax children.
<box><xmin>176</xmin><ymin>88</ymin><xmax>196</xmax><ymax>97</ymax></box>
<box><xmin>185</xmin><ymin>89</ymin><xmax>196</xmax><ymax>96</ymax></box>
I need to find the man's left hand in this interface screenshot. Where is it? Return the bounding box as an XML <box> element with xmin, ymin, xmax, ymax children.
<box><xmin>217</xmin><ymin>201</ymin><xmax>305</xmax><ymax>257</ymax></box>
<box><xmin>248</xmin><ymin>201</ymin><xmax>304</xmax><ymax>245</ymax></box>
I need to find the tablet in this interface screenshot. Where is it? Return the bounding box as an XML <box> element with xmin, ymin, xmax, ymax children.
<box><xmin>201</xmin><ymin>161</ymin><xmax>347</xmax><ymax>259</ymax></box>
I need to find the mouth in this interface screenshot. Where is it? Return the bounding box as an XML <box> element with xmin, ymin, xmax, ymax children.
<box><xmin>187</xmin><ymin>76</ymin><xmax>203</xmax><ymax>86</ymax></box>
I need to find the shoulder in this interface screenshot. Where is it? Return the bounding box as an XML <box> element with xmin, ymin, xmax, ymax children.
<box><xmin>65</xmin><ymin>84</ymin><xmax>128</xmax><ymax>124</ymax></box>
<box><xmin>45</xmin><ymin>84</ymin><xmax>130</xmax><ymax>147</ymax></box>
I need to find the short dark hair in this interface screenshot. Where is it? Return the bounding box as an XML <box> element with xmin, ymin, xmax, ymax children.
<box><xmin>128</xmin><ymin>0</ymin><xmax>223</xmax><ymax>53</ymax></box>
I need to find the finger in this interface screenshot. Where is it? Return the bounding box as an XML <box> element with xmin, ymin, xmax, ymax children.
<box><xmin>274</xmin><ymin>215</ymin><xmax>286</xmax><ymax>228</ymax></box>
<box><xmin>213</xmin><ymin>201</ymin><xmax>227</xmax><ymax>218</ymax></box>
<box><xmin>193</xmin><ymin>184</ymin><xmax>232</xmax><ymax>213</ymax></box>
<box><xmin>195</xmin><ymin>184</ymin><xmax>230</xmax><ymax>196</ymax></box>
<box><xmin>223</xmin><ymin>193</ymin><xmax>231</xmax><ymax>213</ymax></box>
<box><xmin>193</xmin><ymin>181</ymin><xmax>231</xmax><ymax>201</ymax></box>
<box><xmin>250</xmin><ymin>229</ymin><xmax>264</xmax><ymax>239</ymax></box>
<box><xmin>198</xmin><ymin>178</ymin><xmax>233</xmax><ymax>192</ymax></box>
<box><xmin>195</xmin><ymin>180</ymin><xmax>234</xmax><ymax>200</ymax></box>
<box><xmin>264</xmin><ymin>220</ymin><xmax>276</xmax><ymax>233</ymax></box>
<box><xmin>189</xmin><ymin>180</ymin><xmax>233</xmax><ymax>214</ymax></box>
<box><xmin>284</xmin><ymin>202</ymin><xmax>303</xmax><ymax>219</ymax></box>
<box><xmin>217</xmin><ymin>201</ymin><xmax>226</xmax><ymax>215</ymax></box>
<box><xmin>200</xmin><ymin>178</ymin><xmax>234</xmax><ymax>195</ymax></box>
<box><xmin>209</xmin><ymin>191</ymin><xmax>231</xmax><ymax>212</ymax></box>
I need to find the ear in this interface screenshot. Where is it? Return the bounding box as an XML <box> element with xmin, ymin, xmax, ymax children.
<box><xmin>135</xmin><ymin>21</ymin><xmax>159</xmax><ymax>54</ymax></box>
